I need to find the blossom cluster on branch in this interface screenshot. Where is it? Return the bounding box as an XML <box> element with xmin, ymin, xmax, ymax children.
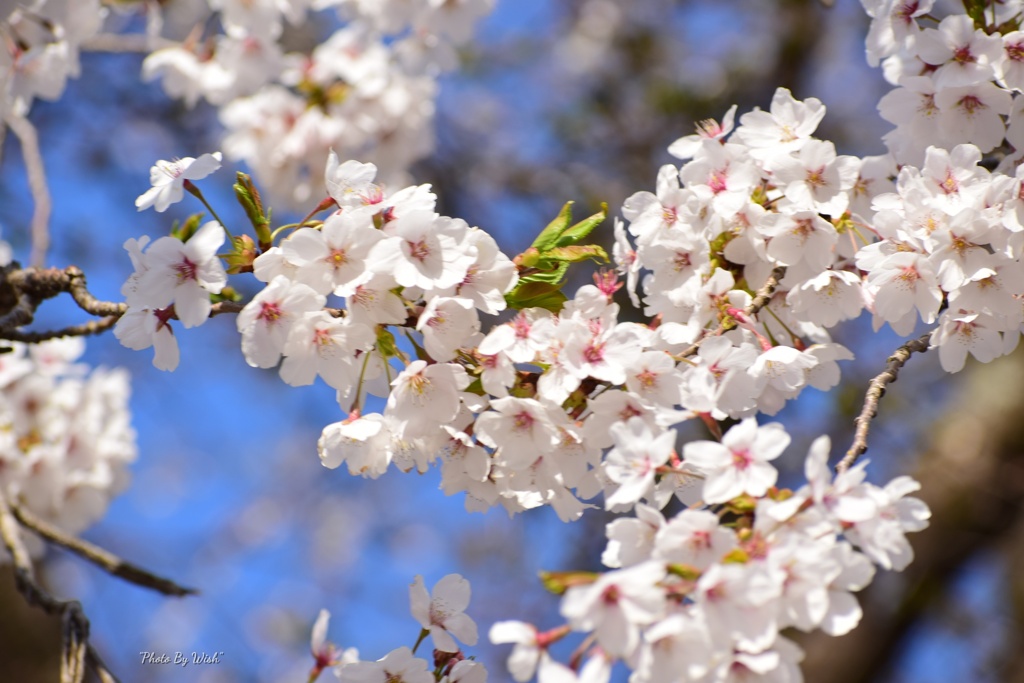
<box><xmin>8</xmin><ymin>0</ymin><xmax>1024</xmax><ymax>682</ymax></box>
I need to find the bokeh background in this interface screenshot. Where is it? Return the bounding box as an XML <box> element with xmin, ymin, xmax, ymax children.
<box><xmin>2</xmin><ymin>1</ymin><xmax>1023</xmax><ymax>682</ymax></box>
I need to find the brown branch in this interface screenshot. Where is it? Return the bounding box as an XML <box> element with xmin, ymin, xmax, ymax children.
<box><xmin>0</xmin><ymin>490</ymin><xmax>115</xmax><ymax>683</ymax></box>
<box><xmin>0</xmin><ymin>316</ymin><xmax>120</xmax><ymax>343</ymax></box>
<box><xmin>836</xmin><ymin>331</ymin><xmax>932</xmax><ymax>474</ymax></box>
<box><xmin>678</xmin><ymin>266</ymin><xmax>787</xmax><ymax>359</ymax></box>
<box><xmin>11</xmin><ymin>503</ymin><xmax>197</xmax><ymax>598</ymax></box>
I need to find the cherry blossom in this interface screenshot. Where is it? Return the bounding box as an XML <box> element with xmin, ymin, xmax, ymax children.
<box><xmin>410</xmin><ymin>573</ymin><xmax>479</xmax><ymax>653</ymax></box>
<box><xmin>135</xmin><ymin>152</ymin><xmax>223</xmax><ymax>213</ymax></box>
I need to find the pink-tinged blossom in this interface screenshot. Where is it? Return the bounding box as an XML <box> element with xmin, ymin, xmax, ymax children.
<box><xmin>602</xmin><ymin>503</ymin><xmax>665</xmax><ymax>569</ymax></box>
<box><xmin>846</xmin><ymin>477</ymin><xmax>931</xmax><ymax>571</ymax></box>
<box><xmin>281</xmin><ymin>312</ymin><xmax>375</xmax><ymax>388</ymax></box>
<box><xmin>324</xmin><ymin>152</ymin><xmax>379</xmax><ymax>207</ymax></box>
<box><xmin>914</xmin><ymin>13</ymin><xmax>1003</xmax><ymax>89</ymax></box>
<box><xmin>346</xmin><ymin>272</ymin><xmax>409</xmax><ymax>327</ymax></box>
<box><xmin>633</xmin><ymin>609</ymin><xmax>714</xmax><ymax>683</ymax></box>
<box><xmin>135</xmin><ymin>221</ymin><xmax>228</xmax><ymax>328</ymax></box>
<box><xmin>375</xmin><ymin>210</ymin><xmax>475</xmax><ymax>291</ymax></box>
<box><xmin>442</xmin><ymin>660</ymin><xmax>488</xmax><ymax>683</ymax></box>
<box><xmin>761</xmin><ymin>210</ymin><xmax>838</xmax><ymax>273</ymax></box>
<box><xmin>474</xmin><ymin>397</ymin><xmax>562</xmax><ymax>470</ymax></box>
<box><xmin>410</xmin><ymin>573</ymin><xmax>479</xmax><ymax>653</ymax></box>
<box><xmin>135</xmin><ymin>151</ymin><xmax>222</xmax><ymax>212</ymax></box>
<box><xmin>733</xmin><ymin>88</ymin><xmax>825</xmax><ymax>161</ymax></box>
<box><xmin>771</xmin><ymin>140</ymin><xmax>860</xmax><ymax>216</ymax></box>
<box><xmin>280</xmin><ymin>212</ymin><xmax>384</xmax><ymax>296</ymax></box>
<box><xmin>417</xmin><ymin>297</ymin><xmax>481</xmax><ymax>362</ymax></box>
<box><xmin>694</xmin><ymin>562</ymin><xmax>781</xmax><ymax>654</ymax></box>
<box><xmin>668</xmin><ymin>104</ymin><xmax>737</xmax><ymax>159</ymax></box>
<box><xmin>478</xmin><ymin>309</ymin><xmax>556</xmax><ymax>363</ymax></box>
<box><xmin>440</xmin><ymin>228</ymin><xmax>518</xmax><ymax>314</ymax></box>
<box><xmin>113</xmin><ymin>308</ymin><xmax>179</xmax><ymax>372</ymax></box>
<box><xmin>318</xmin><ymin>414</ymin><xmax>392</xmax><ymax>477</ymax></box>
<box><xmin>786</xmin><ymin>270</ymin><xmax>865</xmax><ymax>328</ymax></box>
<box><xmin>877</xmin><ymin>76</ymin><xmax>943</xmax><ymax>165</ymax></box>
<box><xmin>654</xmin><ymin>509</ymin><xmax>738</xmax><ymax>570</ymax></box>
<box><xmin>863</xmin><ymin>0</ymin><xmax>935</xmax><ymax>66</ymax></box>
<box><xmin>863</xmin><ymin>251</ymin><xmax>942</xmax><ymax>334</ymax></box>
<box><xmin>562</xmin><ymin>321</ymin><xmax>648</xmax><ymax>386</ymax></box>
<box><xmin>603</xmin><ymin>418</ymin><xmax>675</xmax><ymax>509</ymax></box>
<box><xmin>929</xmin><ymin>309</ymin><xmax>1005</xmax><ymax>373</ymax></box>
<box><xmin>997</xmin><ymin>31</ymin><xmax>1024</xmax><ymax>91</ymax></box>
<box><xmin>387</xmin><ymin>361</ymin><xmax>469</xmax><ymax>435</ymax></box>
<box><xmin>236</xmin><ymin>275</ymin><xmax>326</xmax><ymax>368</ymax></box>
<box><xmin>679</xmin><ymin>139</ymin><xmax>761</xmax><ymax>218</ymax></box>
<box><xmin>622</xmin><ymin>165</ymin><xmax>699</xmax><ymax>246</ymax></box>
<box><xmin>934</xmin><ymin>82</ymin><xmax>1013</xmax><ymax>153</ymax></box>
<box><xmin>684</xmin><ymin>418</ymin><xmax>790</xmax><ymax>503</ymax></box>
<box><xmin>560</xmin><ymin>560</ymin><xmax>667</xmax><ymax>658</ymax></box>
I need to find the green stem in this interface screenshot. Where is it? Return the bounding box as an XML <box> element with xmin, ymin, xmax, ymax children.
<box><xmin>185</xmin><ymin>180</ymin><xmax>234</xmax><ymax>241</ymax></box>
<box><xmin>412</xmin><ymin>627</ymin><xmax>430</xmax><ymax>655</ymax></box>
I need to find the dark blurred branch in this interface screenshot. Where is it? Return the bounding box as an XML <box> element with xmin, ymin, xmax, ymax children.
<box><xmin>0</xmin><ymin>490</ymin><xmax>118</xmax><ymax>683</ymax></box>
<box><xmin>11</xmin><ymin>503</ymin><xmax>197</xmax><ymax>598</ymax></box>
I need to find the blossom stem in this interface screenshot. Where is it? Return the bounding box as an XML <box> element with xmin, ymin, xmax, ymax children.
<box><xmin>184</xmin><ymin>180</ymin><xmax>235</xmax><ymax>241</ymax></box>
<box><xmin>412</xmin><ymin>627</ymin><xmax>430</xmax><ymax>654</ymax></box>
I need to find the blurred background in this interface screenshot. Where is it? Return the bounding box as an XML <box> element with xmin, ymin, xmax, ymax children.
<box><xmin>2</xmin><ymin>0</ymin><xmax>1023</xmax><ymax>681</ymax></box>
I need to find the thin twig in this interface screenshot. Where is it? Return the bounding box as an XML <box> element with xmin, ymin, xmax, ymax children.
<box><xmin>836</xmin><ymin>332</ymin><xmax>932</xmax><ymax>474</ymax></box>
<box><xmin>6</xmin><ymin>113</ymin><xmax>52</xmax><ymax>268</ymax></box>
<box><xmin>0</xmin><ymin>316</ymin><xmax>120</xmax><ymax>343</ymax></box>
<box><xmin>11</xmin><ymin>502</ymin><xmax>197</xmax><ymax>597</ymax></box>
<box><xmin>679</xmin><ymin>266</ymin><xmax>787</xmax><ymax>359</ymax></box>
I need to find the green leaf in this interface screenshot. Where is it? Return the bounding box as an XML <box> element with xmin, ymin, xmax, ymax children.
<box><xmin>543</xmin><ymin>244</ymin><xmax>609</xmax><ymax>264</ymax></box>
<box><xmin>553</xmin><ymin>203</ymin><xmax>607</xmax><ymax>247</ymax></box>
<box><xmin>529</xmin><ymin>201</ymin><xmax>575</xmax><ymax>251</ymax></box>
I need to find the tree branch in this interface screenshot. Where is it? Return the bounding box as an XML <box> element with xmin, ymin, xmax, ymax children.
<box><xmin>0</xmin><ymin>316</ymin><xmax>120</xmax><ymax>343</ymax></box>
<box><xmin>0</xmin><ymin>490</ymin><xmax>116</xmax><ymax>683</ymax></box>
<box><xmin>11</xmin><ymin>503</ymin><xmax>197</xmax><ymax>598</ymax></box>
<box><xmin>678</xmin><ymin>266</ymin><xmax>787</xmax><ymax>359</ymax></box>
<box><xmin>6</xmin><ymin>113</ymin><xmax>52</xmax><ymax>269</ymax></box>
<box><xmin>836</xmin><ymin>331</ymin><xmax>932</xmax><ymax>474</ymax></box>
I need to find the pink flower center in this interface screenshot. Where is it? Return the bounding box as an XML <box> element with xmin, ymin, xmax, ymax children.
<box><xmin>408</xmin><ymin>239</ymin><xmax>431</xmax><ymax>262</ymax></box>
<box><xmin>259</xmin><ymin>301</ymin><xmax>282</xmax><ymax>324</ymax></box>
<box><xmin>513</xmin><ymin>411</ymin><xmax>535</xmax><ymax>431</ymax></box>
<box><xmin>583</xmin><ymin>341</ymin><xmax>605</xmax><ymax>364</ymax></box>
<box><xmin>601</xmin><ymin>584</ymin><xmax>620</xmax><ymax>605</ymax></box>
<box><xmin>953</xmin><ymin>45</ymin><xmax>976</xmax><ymax>65</ymax></box>
<box><xmin>329</xmin><ymin>248</ymin><xmax>348</xmax><ymax>268</ymax></box>
<box><xmin>174</xmin><ymin>257</ymin><xmax>197</xmax><ymax>283</ymax></box>
<box><xmin>731</xmin><ymin>447</ymin><xmax>753</xmax><ymax>470</ymax></box>
<box><xmin>956</xmin><ymin>94</ymin><xmax>984</xmax><ymax>115</ymax></box>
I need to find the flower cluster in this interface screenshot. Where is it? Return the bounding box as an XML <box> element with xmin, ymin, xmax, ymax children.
<box><xmin>491</xmin><ymin>426</ymin><xmax>929</xmax><ymax>683</ymax></box>
<box><xmin>309</xmin><ymin>573</ymin><xmax>485</xmax><ymax>683</ymax></box>
<box><xmin>0</xmin><ymin>0</ymin><xmax>105</xmax><ymax>117</ymax></box>
<box><xmin>140</xmin><ymin>0</ymin><xmax>495</xmax><ymax>205</ymax></box>
<box><xmin>115</xmin><ymin>215</ymin><xmax>229</xmax><ymax>371</ymax></box>
<box><xmin>0</xmin><ymin>337</ymin><xmax>136</xmax><ymax>556</ymax></box>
